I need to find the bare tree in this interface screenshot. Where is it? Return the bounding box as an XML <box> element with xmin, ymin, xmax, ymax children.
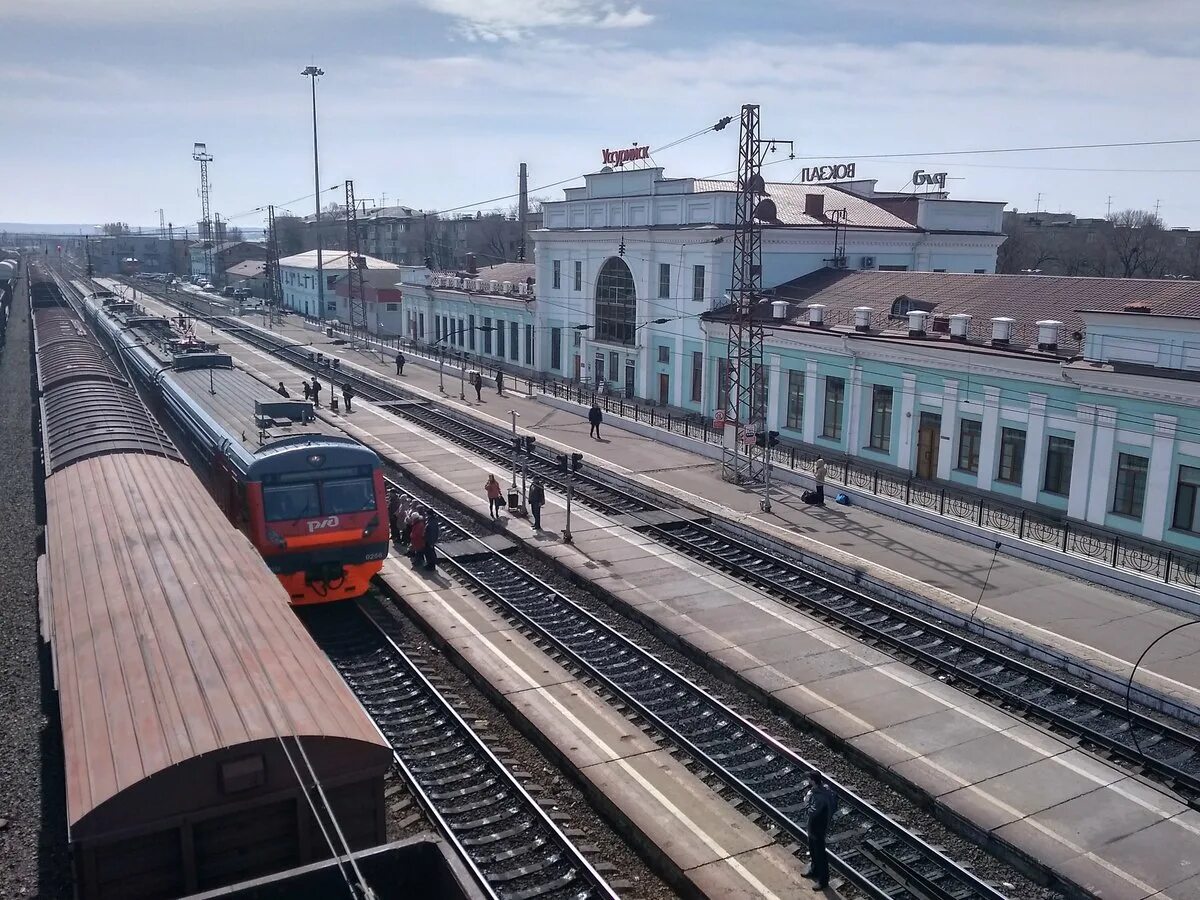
<box><xmin>102</xmin><ymin>222</ymin><xmax>131</xmax><ymax>236</ymax></box>
<box><xmin>1106</xmin><ymin>209</ymin><xmax>1164</xmax><ymax>278</ymax></box>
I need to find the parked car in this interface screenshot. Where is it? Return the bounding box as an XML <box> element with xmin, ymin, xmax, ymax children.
<box><xmin>203</xmin><ymin>284</ymin><xmax>218</xmax><ymax>293</ymax></box>
<box><xmin>222</xmin><ymin>286</ymin><xmax>237</xmax><ymax>297</ymax></box>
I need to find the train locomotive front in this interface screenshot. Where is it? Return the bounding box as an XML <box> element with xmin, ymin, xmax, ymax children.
<box><xmin>230</xmin><ymin>434</ymin><xmax>389</xmax><ymax>604</ymax></box>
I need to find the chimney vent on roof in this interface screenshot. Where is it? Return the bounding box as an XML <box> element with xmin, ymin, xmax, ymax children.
<box><xmin>1124</xmin><ymin>301</ymin><xmax>1152</xmax><ymax>312</ymax></box>
<box><xmin>771</xmin><ymin>300</ymin><xmax>790</xmax><ymax>320</ymax></box>
<box><xmin>807</xmin><ymin>303</ymin><xmax>826</xmax><ymax>327</ymax></box>
<box><xmin>1036</xmin><ymin>319</ymin><xmax>1062</xmax><ymax>352</ymax></box>
<box><xmin>907</xmin><ymin>310</ymin><xmax>929</xmax><ymax>337</ymax></box>
<box><xmin>948</xmin><ymin>313</ymin><xmax>972</xmax><ymax>341</ymax></box>
<box><xmin>853</xmin><ymin>306</ymin><xmax>873</xmax><ymax>333</ymax></box>
<box><xmin>804</xmin><ymin>193</ymin><xmax>825</xmax><ymax>218</ymax></box>
<box><xmin>990</xmin><ymin>316</ymin><xmax>1015</xmax><ymax>345</ymax></box>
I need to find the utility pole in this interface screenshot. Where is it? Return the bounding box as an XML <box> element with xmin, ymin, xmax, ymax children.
<box><xmin>345</xmin><ymin>179</ymin><xmax>369</xmax><ymax>333</ymax></box>
<box><xmin>1155</xmin><ymin>198</ymin><xmax>1162</xmax><ymax>219</ymax></box>
<box><xmin>517</xmin><ymin>162</ymin><xmax>528</xmax><ymax>262</ymax></box>
<box><xmin>158</xmin><ymin>208</ymin><xmax>166</xmax><ymax>239</ymax></box>
<box><xmin>302</xmin><ymin>65</ymin><xmax>326</xmax><ymax>321</ymax></box>
<box><xmin>1035</xmin><ymin>192</ymin><xmax>1043</xmax><ymax>214</ymax></box>
<box><xmin>721</xmin><ymin>104</ymin><xmax>792</xmax><ymax>485</ymax></box>
<box><xmin>1106</xmin><ymin>195</ymin><xmax>1113</xmax><ymax>217</ymax></box>
<box><xmin>266</xmin><ymin>205</ymin><xmax>284</xmax><ymax>324</ymax></box>
<box><xmin>192</xmin><ymin>142</ymin><xmax>214</xmax><ymax>283</ymax></box>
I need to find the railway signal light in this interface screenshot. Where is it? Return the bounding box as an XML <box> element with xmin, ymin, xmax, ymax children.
<box><xmin>556</xmin><ymin>453</ymin><xmax>569</xmax><ymax>474</ymax></box>
<box><xmin>571</xmin><ymin>452</ymin><xmax>583</xmax><ymax>473</ymax></box>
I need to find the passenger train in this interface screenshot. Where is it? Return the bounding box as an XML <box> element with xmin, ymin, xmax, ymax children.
<box><xmin>81</xmin><ymin>286</ymin><xmax>390</xmax><ymax>604</ymax></box>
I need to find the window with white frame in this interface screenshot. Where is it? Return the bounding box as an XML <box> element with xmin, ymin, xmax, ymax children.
<box><xmin>997</xmin><ymin>427</ymin><xmax>1026</xmax><ymax>484</ymax></box>
<box><xmin>1173</xmin><ymin>465</ymin><xmax>1200</xmax><ymax>532</ymax></box>
<box><xmin>552</xmin><ymin>259</ymin><xmax>561</xmax><ymax>289</ymax></box>
<box><xmin>958</xmin><ymin>420</ymin><xmax>982</xmax><ymax>473</ymax></box>
<box><xmin>1113</xmin><ymin>453</ymin><xmax>1148</xmax><ymax>518</ymax></box>
<box><xmin>1043</xmin><ymin>436</ymin><xmax>1073</xmax><ymax>495</ymax></box>
<box><xmin>786</xmin><ymin>371</ymin><xmax>804</xmax><ymax>430</ymax></box>
<box><xmin>868</xmin><ymin>385</ymin><xmax>892</xmax><ymax>452</ymax></box>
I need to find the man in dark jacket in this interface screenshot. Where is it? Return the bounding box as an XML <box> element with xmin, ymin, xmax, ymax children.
<box><xmin>342</xmin><ymin>382</ymin><xmax>355</xmax><ymax>412</ymax></box>
<box><xmin>473</xmin><ymin>371</ymin><xmax>483</xmax><ymax>402</ymax></box>
<box><xmin>310</xmin><ymin>377</ymin><xmax>322</xmax><ymax>408</ymax></box>
<box><xmin>422</xmin><ymin>509</ymin><xmax>440</xmax><ymax>571</ymax></box>
<box><xmin>395</xmin><ymin>352</ymin><xmax>405</xmax><ymax>375</ymax></box>
<box><xmin>529</xmin><ymin>477</ymin><xmax>546</xmax><ymax>530</ymax></box>
<box><xmin>495</xmin><ymin>368</ymin><xmax>504</xmax><ymax>395</ymax></box>
<box><xmin>588</xmin><ymin>402</ymin><xmax>603</xmax><ymax>439</ymax></box>
<box><xmin>805</xmin><ymin>772</ymin><xmax>837</xmax><ymax>890</ymax></box>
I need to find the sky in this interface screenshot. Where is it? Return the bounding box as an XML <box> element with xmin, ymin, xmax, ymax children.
<box><xmin>3</xmin><ymin>0</ymin><xmax>1200</xmax><ymax>232</ymax></box>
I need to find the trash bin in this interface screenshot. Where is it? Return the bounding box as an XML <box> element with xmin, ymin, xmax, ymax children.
<box><xmin>325</xmin><ymin>325</ymin><xmax>334</xmax><ymax>338</ymax></box>
<box><xmin>507</xmin><ymin>489</ymin><xmax>520</xmax><ymax>511</ymax></box>
<box><xmin>330</xmin><ymin>397</ymin><xmax>339</xmax><ymax>413</ymax></box>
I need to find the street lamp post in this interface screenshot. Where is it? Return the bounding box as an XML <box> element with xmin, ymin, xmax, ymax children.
<box><xmin>433</xmin><ymin>324</ymin><xmax>492</xmax><ymax>397</ymax></box>
<box><xmin>301</xmin><ymin>65</ymin><xmax>325</xmax><ymax>322</ymax></box>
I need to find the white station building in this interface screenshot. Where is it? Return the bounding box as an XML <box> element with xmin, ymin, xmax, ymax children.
<box><xmin>527</xmin><ymin>165</ymin><xmax>1004</xmax><ymax>404</ymax></box>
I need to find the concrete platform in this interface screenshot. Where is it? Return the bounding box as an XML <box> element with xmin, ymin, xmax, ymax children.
<box><xmin>133</xmin><ymin>291</ymin><xmax>1200</xmax><ymax>900</ymax></box>
<box><xmin>148</xmin><ymin>295</ymin><xmax>1200</xmax><ymax>725</ymax></box>
<box><xmin>376</xmin><ymin>557</ymin><xmax>824</xmax><ymax>899</ymax></box>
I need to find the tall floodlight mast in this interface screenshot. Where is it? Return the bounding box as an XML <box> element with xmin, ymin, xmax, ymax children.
<box><xmin>721</xmin><ymin>104</ymin><xmax>792</xmax><ymax>485</ymax></box>
<box><xmin>192</xmin><ymin>142</ymin><xmax>214</xmax><ymax>282</ymax></box>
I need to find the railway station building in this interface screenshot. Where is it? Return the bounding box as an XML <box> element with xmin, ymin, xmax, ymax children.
<box><xmin>279</xmin><ymin>249</ymin><xmax>399</xmax><ymax>319</ymax></box>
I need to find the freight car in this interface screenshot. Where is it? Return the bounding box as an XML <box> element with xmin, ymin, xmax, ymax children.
<box><xmin>30</xmin><ymin>268</ymin><xmax>392</xmax><ymax>900</ymax></box>
<box><xmin>81</xmin><ymin>287</ymin><xmax>389</xmax><ymax>604</ymax></box>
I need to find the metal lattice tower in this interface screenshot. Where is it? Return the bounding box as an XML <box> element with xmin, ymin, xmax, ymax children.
<box><xmin>344</xmin><ymin>180</ymin><xmax>368</xmax><ymax>332</ymax></box>
<box><xmin>721</xmin><ymin>104</ymin><xmax>792</xmax><ymax>484</ymax></box>
<box><xmin>192</xmin><ymin>142</ymin><xmax>214</xmax><ymax>281</ymax></box>
<box><xmin>265</xmin><ymin>205</ymin><xmax>284</xmax><ymax>324</ymax></box>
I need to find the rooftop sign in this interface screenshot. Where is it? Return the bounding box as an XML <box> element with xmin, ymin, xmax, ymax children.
<box><xmin>603</xmin><ymin>145</ymin><xmax>650</xmax><ymax>166</ymax></box>
<box><xmin>913</xmin><ymin>169</ymin><xmax>948</xmax><ymax>189</ymax></box>
<box><xmin>798</xmin><ymin>162</ymin><xmax>856</xmax><ymax>183</ymax></box>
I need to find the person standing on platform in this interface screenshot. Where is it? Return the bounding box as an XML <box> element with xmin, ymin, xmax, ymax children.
<box><xmin>302</xmin><ymin>381</ymin><xmax>312</xmax><ymax>403</ymax></box>
<box><xmin>484</xmin><ymin>474</ymin><xmax>503</xmax><ymax>519</ymax></box>
<box><xmin>495</xmin><ymin>368</ymin><xmax>505</xmax><ymax>395</ymax></box>
<box><xmin>422</xmin><ymin>509</ymin><xmax>440</xmax><ymax>572</ymax></box>
<box><xmin>342</xmin><ymin>382</ymin><xmax>355</xmax><ymax>413</ymax></box>
<box><xmin>588</xmin><ymin>402</ymin><xmax>603</xmax><ymax>439</ymax></box>
<box><xmin>804</xmin><ymin>772</ymin><xmax>836</xmax><ymax>890</ymax></box>
<box><xmin>473</xmin><ymin>371</ymin><xmax>483</xmax><ymax>402</ymax></box>
<box><xmin>407</xmin><ymin>511</ymin><xmax>426</xmax><ymax>560</ymax></box>
<box><xmin>311</xmin><ymin>377</ymin><xmax>322</xmax><ymax>408</ymax></box>
<box><xmin>529</xmin><ymin>477</ymin><xmax>546</xmax><ymax>530</ymax></box>
<box><xmin>387</xmin><ymin>490</ymin><xmax>402</xmax><ymax>544</ymax></box>
<box><xmin>814</xmin><ymin>456</ymin><xmax>827</xmax><ymax>506</ymax></box>
<box><xmin>277</xmin><ymin>381</ymin><xmax>290</xmax><ymax>398</ymax></box>
<box><xmin>395</xmin><ymin>351</ymin><xmax>405</xmax><ymax>376</ymax></box>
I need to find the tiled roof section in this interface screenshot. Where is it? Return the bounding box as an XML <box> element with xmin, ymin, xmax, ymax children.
<box><xmin>692</xmin><ymin>181</ymin><xmax>917</xmax><ymax>230</ymax></box>
<box><xmin>770</xmin><ymin>268</ymin><xmax>1200</xmax><ymax>337</ymax></box>
<box><xmin>279</xmin><ymin>250</ymin><xmax>399</xmax><ymax>270</ymax></box>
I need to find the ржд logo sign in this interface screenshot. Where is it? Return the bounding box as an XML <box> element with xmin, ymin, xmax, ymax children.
<box><xmin>913</xmin><ymin>169</ymin><xmax>948</xmax><ymax>189</ymax></box>
<box><xmin>603</xmin><ymin>145</ymin><xmax>650</xmax><ymax>166</ymax></box>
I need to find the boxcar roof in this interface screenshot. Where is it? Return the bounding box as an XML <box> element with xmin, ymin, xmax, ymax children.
<box><xmin>41</xmin><ymin>453</ymin><xmax>388</xmax><ymax>834</ymax></box>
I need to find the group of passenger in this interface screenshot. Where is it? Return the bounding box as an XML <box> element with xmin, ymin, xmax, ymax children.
<box><xmin>386</xmin><ymin>490</ymin><xmax>440</xmax><ymax>572</ymax></box>
<box><xmin>279</xmin><ymin>377</ymin><xmax>357</xmax><ymax>413</ymax></box>
<box><xmin>483</xmin><ymin>474</ymin><xmax>546</xmax><ymax>529</ymax></box>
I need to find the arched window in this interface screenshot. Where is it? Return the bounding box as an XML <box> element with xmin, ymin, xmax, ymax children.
<box><xmin>594</xmin><ymin>257</ymin><xmax>636</xmax><ymax>345</ymax></box>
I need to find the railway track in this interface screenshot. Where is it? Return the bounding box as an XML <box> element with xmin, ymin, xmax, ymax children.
<box><xmin>114</xmin><ymin>295</ymin><xmax>1200</xmax><ymax>808</ymax></box>
<box><xmin>302</xmin><ymin>601</ymin><xmax>619</xmax><ymax>900</ymax></box>
<box><xmin>383</xmin><ymin>477</ymin><xmax>1009</xmax><ymax>900</ymax></box>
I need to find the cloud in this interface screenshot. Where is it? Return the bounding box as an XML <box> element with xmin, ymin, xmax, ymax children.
<box><xmin>418</xmin><ymin>0</ymin><xmax>653</xmax><ymax>40</ymax></box>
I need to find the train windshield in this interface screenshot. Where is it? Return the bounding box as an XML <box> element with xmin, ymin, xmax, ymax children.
<box><xmin>323</xmin><ymin>478</ymin><xmax>377</xmax><ymax>514</ymax></box>
<box><xmin>262</xmin><ymin>483</ymin><xmax>321</xmax><ymax>522</ymax></box>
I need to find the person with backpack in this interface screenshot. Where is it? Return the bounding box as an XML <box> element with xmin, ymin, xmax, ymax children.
<box><xmin>528</xmin><ymin>477</ymin><xmax>546</xmax><ymax>530</ymax></box>
<box><xmin>484</xmin><ymin>474</ymin><xmax>503</xmax><ymax>519</ymax></box>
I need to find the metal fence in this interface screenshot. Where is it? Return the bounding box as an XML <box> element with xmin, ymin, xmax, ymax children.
<box><xmin>321</xmin><ymin>320</ymin><xmax>1200</xmax><ymax>594</ymax></box>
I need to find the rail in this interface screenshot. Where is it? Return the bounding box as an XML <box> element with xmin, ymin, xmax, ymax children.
<box><xmin>381</xmin><ymin>476</ymin><xmax>1011</xmax><ymax>900</ymax></box>
<box><xmin>304</xmin><ymin>600</ymin><xmax>619</xmax><ymax>900</ymax></box>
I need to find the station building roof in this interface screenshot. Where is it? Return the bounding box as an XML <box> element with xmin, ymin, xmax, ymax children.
<box><xmin>693</xmin><ymin>180</ymin><xmax>917</xmax><ymax>230</ymax></box>
<box><xmin>279</xmin><ymin>250</ymin><xmax>399</xmax><ymax>270</ymax></box>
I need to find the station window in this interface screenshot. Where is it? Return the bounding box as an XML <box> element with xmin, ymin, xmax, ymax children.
<box><xmin>1173</xmin><ymin>465</ymin><xmax>1200</xmax><ymax>532</ymax></box>
<box><xmin>496</xmin><ymin>321</ymin><xmax>506</xmax><ymax>357</ymax></box>
<box><xmin>468</xmin><ymin>314</ymin><xmax>476</xmax><ymax>350</ymax></box>
<box><xmin>510</xmin><ymin>322</ymin><xmax>519</xmax><ymax>361</ymax></box>
<box><xmin>822</xmin><ymin>376</ymin><xmax>844</xmax><ymax>440</ymax></box>
<box><xmin>692</xmin><ymin>265</ymin><xmax>705</xmax><ymax>302</ymax></box>
<box><xmin>482</xmin><ymin>317</ymin><xmax>492</xmax><ymax>353</ymax></box>
<box><xmin>658</xmin><ymin>345</ymin><xmax>670</xmax><ymax>363</ymax></box>
<box><xmin>690</xmin><ymin>351</ymin><xmax>703</xmax><ymax>403</ymax></box>
<box><xmin>786</xmin><ymin>371</ymin><xmax>804</xmax><ymax>430</ymax></box>
<box><xmin>958</xmin><ymin>420</ymin><xmax>982</xmax><ymax>473</ymax></box>
<box><xmin>868</xmin><ymin>385</ymin><xmax>892</xmax><ymax>452</ymax></box>
<box><xmin>997</xmin><ymin>427</ymin><xmax>1026</xmax><ymax>484</ymax></box>
<box><xmin>385</xmin><ymin>303</ymin><xmax>398</xmax><ymax>311</ymax></box>
<box><xmin>1113</xmin><ymin>453</ymin><xmax>1149</xmax><ymax>519</ymax></box>
<box><xmin>574</xmin><ymin>260</ymin><xmax>582</xmax><ymax>292</ymax></box>
<box><xmin>551</xmin><ymin>327</ymin><xmax>562</xmax><ymax>370</ymax></box>
<box><xmin>524</xmin><ymin>324</ymin><xmax>534</xmax><ymax>365</ymax></box>
<box><xmin>659</xmin><ymin>263</ymin><xmax>671</xmax><ymax>299</ymax></box>
<box><xmin>1043</xmin><ymin>436</ymin><xmax>1074</xmax><ymax>495</ymax></box>
<box><xmin>552</xmin><ymin>259</ymin><xmax>561</xmax><ymax>289</ymax></box>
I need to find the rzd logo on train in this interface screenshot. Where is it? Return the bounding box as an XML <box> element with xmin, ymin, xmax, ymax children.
<box><xmin>307</xmin><ymin>516</ymin><xmax>341</xmax><ymax>533</ymax></box>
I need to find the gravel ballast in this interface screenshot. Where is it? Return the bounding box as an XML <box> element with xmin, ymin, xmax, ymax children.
<box><xmin>1</xmin><ymin>279</ymin><xmax>69</xmax><ymax>899</ymax></box>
